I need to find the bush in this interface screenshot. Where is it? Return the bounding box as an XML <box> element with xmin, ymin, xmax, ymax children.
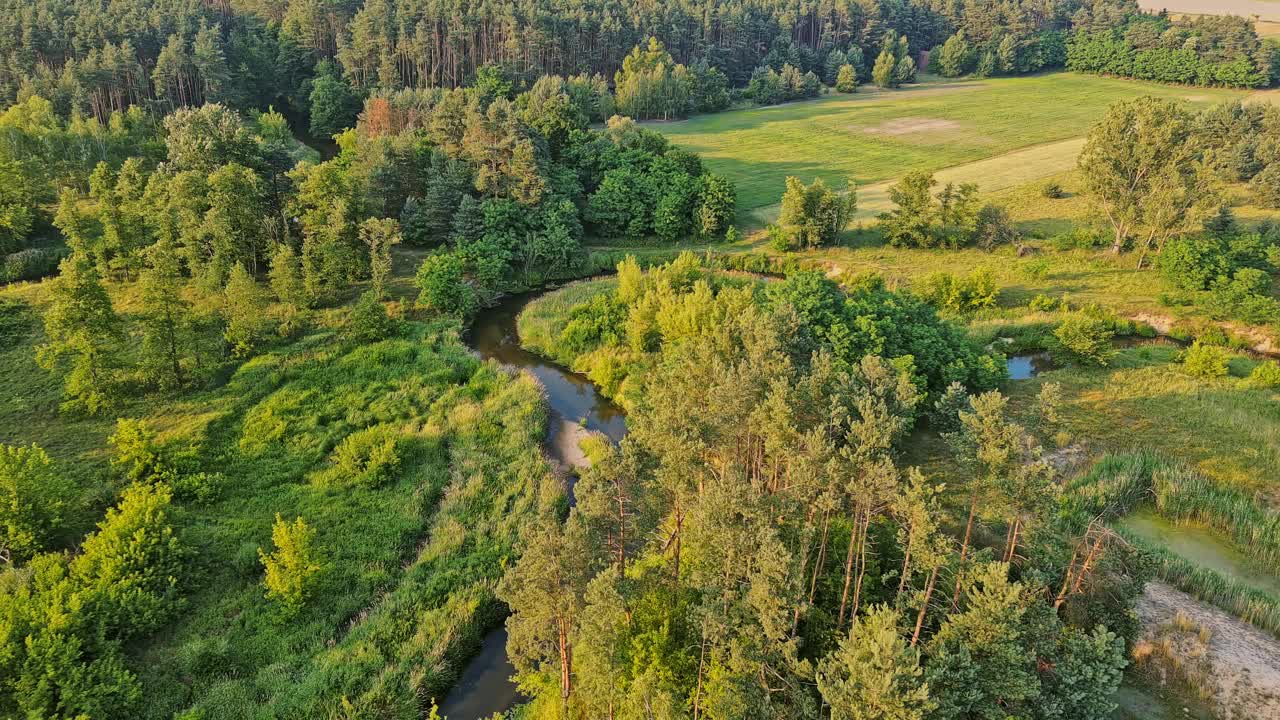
<box><xmin>2</xmin><ymin>247</ymin><xmax>65</xmax><ymax>283</ymax></box>
<box><xmin>260</xmin><ymin>514</ymin><xmax>327</xmax><ymax>614</ymax></box>
<box><xmin>415</xmin><ymin>251</ymin><xmax>479</xmax><ymax>317</ymax></box>
<box><xmin>767</xmin><ymin>223</ymin><xmax>796</xmax><ymax>252</ymax></box>
<box><xmin>560</xmin><ymin>293</ymin><xmax>626</xmax><ymax>356</ymax></box>
<box><xmin>1246</xmin><ymin>360</ymin><xmax>1280</xmax><ymax>388</ymax></box>
<box><xmin>0</xmin><ymin>443</ymin><xmax>72</xmax><ymax>562</ymax></box>
<box><xmin>1029</xmin><ymin>294</ymin><xmax>1057</xmax><ymax>312</ymax></box>
<box><xmin>1182</xmin><ymin>341</ymin><xmax>1230</xmax><ymax>378</ymax></box>
<box><xmin>1052</xmin><ymin>312</ymin><xmax>1115</xmax><ymax>365</ymax></box>
<box><xmin>1049</xmin><ymin>229</ymin><xmax>1107</xmax><ymax>251</ymax></box>
<box><xmin>348</xmin><ymin>291</ymin><xmax>399</xmax><ymax>343</ymax></box>
<box><xmin>327</xmin><ymin>426</ymin><xmax>402</xmax><ymax>488</ymax></box>
<box><xmin>1041</xmin><ymin>182</ymin><xmax>1065</xmax><ymax>199</ymax></box>
<box><xmin>915</xmin><ymin>269</ymin><xmax>1000</xmax><ymax>315</ymax></box>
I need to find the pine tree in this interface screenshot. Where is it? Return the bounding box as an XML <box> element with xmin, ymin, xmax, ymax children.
<box><xmin>0</xmin><ymin>443</ymin><xmax>73</xmax><ymax>564</ymax></box>
<box><xmin>359</xmin><ymin>217</ymin><xmax>401</xmax><ymax>299</ymax></box>
<box><xmin>259</xmin><ymin>514</ymin><xmax>326</xmax><ymax>614</ymax></box>
<box><xmin>817</xmin><ymin>604</ymin><xmax>934</xmax><ymax>720</ymax></box>
<box><xmin>836</xmin><ymin>64</ymin><xmax>858</xmax><ymax>93</ymax></box>
<box><xmin>137</xmin><ymin>240</ymin><xmax>193</xmax><ymax>390</ymax></box>
<box><xmin>36</xmin><ymin>254</ymin><xmax>124</xmax><ymax>414</ymax></box>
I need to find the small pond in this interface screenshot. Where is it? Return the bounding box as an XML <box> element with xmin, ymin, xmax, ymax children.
<box><xmin>1119</xmin><ymin>509</ymin><xmax>1280</xmax><ymax>596</ymax></box>
<box><xmin>1006</xmin><ymin>352</ymin><xmax>1053</xmax><ymax>380</ymax></box>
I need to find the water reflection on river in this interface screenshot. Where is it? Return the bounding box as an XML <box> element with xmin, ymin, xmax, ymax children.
<box><xmin>438</xmin><ymin>290</ymin><xmax>626</xmax><ymax>719</ymax></box>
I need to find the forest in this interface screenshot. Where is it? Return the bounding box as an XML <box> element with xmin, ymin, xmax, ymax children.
<box><xmin>3</xmin><ymin>0</ymin><xmax>1280</xmax><ymax>718</ymax></box>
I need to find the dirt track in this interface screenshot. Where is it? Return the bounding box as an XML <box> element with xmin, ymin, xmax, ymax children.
<box><xmin>1138</xmin><ymin>581</ymin><xmax>1280</xmax><ymax>719</ymax></box>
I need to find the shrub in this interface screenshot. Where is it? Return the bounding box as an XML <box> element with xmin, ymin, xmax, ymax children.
<box><xmin>1029</xmin><ymin>294</ymin><xmax>1057</xmax><ymax>312</ymax></box>
<box><xmin>915</xmin><ymin>269</ymin><xmax>1000</xmax><ymax>315</ymax></box>
<box><xmin>260</xmin><ymin>514</ymin><xmax>326</xmax><ymax>613</ymax></box>
<box><xmin>1246</xmin><ymin>360</ymin><xmax>1280</xmax><ymax>388</ymax></box>
<box><xmin>415</xmin><ymin>251</ymin><xmax>479</xmax><ymax>317</ymax></box>
<box><xmin>348</xmin><ymin>291</ymin><xmax>398</xmax><ymax>343</ymax></box>
<box><xmin>1049</xmin><ymin>228</ymin><xmax>1107</xmax><ymax>251</ymax></box>
<box><xmin>767</xmin><ymin>223</ymin><xmax>796</xmax><ymax>252</ymax></box>
<box><xmin>1041</xmin><ymin>182</ymin><xmax>1065</xmax><ymax>199</ymax></box>
<box><xmin>1052</xmin><ymin>312</ymin><xmax>1115</xmax><ymax>365</ymax></box>
<box><xmin>1182</xmin><ymin>341</ymin><xmax>1230</xmax><ymax>378</ymax></box>
<box><xmin>2</xmin><ymin>248</ymin><xmax>65</xmax><ymax>283</ymax></box>
<box><xmin>327</xmin><ymin>426</ymin><xmax>402</xmax><ymax>488</ymax></box>
<box><xmin>560</xmin><ymin>293</ymin><xmax>626</xmax><ymax>355</ymax></box>
<box><xmin>0</xmin><ymin>443</ymin><xmax>72</xmax><ymax>562</ymax></box>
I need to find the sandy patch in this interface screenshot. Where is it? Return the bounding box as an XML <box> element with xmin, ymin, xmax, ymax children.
<box><xmin>862</xmin><ymin>117</ymin><xmax>962</xmax><ymax>135</ymax></box>
<box><xmin>1137</xmin><ymin>581</ymin><xmax>1280</xmax><ymax>719</ymax></box>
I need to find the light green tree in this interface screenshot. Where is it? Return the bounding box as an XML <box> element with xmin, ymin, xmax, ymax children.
<box><xmin>817</xmin><ymin>604</ymin><xmax>933</xmax><ymax>720</ymax></box>
<box><xmin>778</xmin><ymin>176</ymin><xmax>857</xmax><ymax>248</ymax></box>
<box><xmin>137</xmin><ymin>240</ymin><xmax>193</xmax><ymax>389</ymax></box>
<box><xmin>222</xmin><ymin>263</ymin><xmax>270</xmax><ymax>357</ymax></box>
<box><xmin>836</xmin><ymin>64</ymin><xmax>858</xmax><ymax>93</ymax></box>
<box><xmin>359</xmin><ymin>217</ymin><xmax>401</xmax><ymax>299</ymax></box>
<box><xmin>36</xmin><ymin>254</ymin><xmax>124</xmax><ymax>414</ymax></box>
<box><xmin>0</xmin><ymin>444</ymin><xmax>72</xmax><ymax>563</ymax></box>
<box><xmin>259</xmin><ymin>514</ymin><xmax>326</xmax><ymax>613</ymax></box>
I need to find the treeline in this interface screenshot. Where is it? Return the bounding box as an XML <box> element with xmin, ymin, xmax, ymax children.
<box><xmin>1067</xmin><ymin>13</ymin><xmax>1276</xmax><ymax>88</ymax></box>
<box><xmin>7</xmin><ymin>68</ymin><xmax>736</xmax><ymax>409</ymax></box>
<box><xmin>0</xmin><ymin>0</ymin><xmax>1172</xmax><ymax>130</ymax></box>
<box><xmin>500</xmin><ymin>256</ymin><xmax>1146</xmax><ymax>719</ymax></box>
<box><xmin>1077</xmin><ymin>97</ymin><xmax>1280</xmax><ymax>328</ymax></box>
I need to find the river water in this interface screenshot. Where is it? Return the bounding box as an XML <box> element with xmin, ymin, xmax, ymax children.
<box><xmin>437</xmin><ymin>290</ymin><xmax>626</xmax><ymax>720</ymax></box>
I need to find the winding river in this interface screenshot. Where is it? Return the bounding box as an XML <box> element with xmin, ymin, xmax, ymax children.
<box><xmin>437</xmin><ymin>290</ymin><xmax>626</xmax><ymax>720</ymax></box>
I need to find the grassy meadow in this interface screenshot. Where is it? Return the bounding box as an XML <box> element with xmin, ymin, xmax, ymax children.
<box><xmin>652</xmin><ymin>73</ymin><xmax>1244</xmax><ymax>212</ymax></box>
<box><xmin>0</xmin><ymin>277</ymin><xmax>562</xmax><ymax>719</ymax></box>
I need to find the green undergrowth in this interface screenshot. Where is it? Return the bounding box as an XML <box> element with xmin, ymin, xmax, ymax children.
<box><xmin>0</xmin><ymin>269</ymin><xmax>562</xmax><ymax>719</ymax></box>
<box><xmin>127</xmin><ymin>324</ymin><xmax>560</xmax><ymax>720</ymax></box>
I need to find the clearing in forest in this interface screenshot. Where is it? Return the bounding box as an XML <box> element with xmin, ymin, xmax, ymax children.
<box><xmin>654</xmin><ymin>72</ymin><xmax>1244</xmax><ymax>212</ymax></box>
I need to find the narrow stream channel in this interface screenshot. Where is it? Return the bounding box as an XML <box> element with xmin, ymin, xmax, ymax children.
<box><xmin>438</xmin><ymin>290</ymin><xmax>626</xmax><ymax>720</ymax></box>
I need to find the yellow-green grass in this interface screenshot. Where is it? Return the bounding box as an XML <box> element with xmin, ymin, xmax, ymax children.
<box><xmin>0</xmin><ymin>274</ymin><xmax>559</xmax><ymax>718</ymax></box>
<box><xmin>652</xmin><ymin>72</ymin><xmax>1244</xmax><ymax>212</ymax></box>
<box><xmin>1007</xmin><ymin>344</ymin><xmax>1280</xmax><ymax>497</ymax></box>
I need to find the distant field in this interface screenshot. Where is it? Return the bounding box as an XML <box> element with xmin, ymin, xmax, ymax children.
<box><xmin>1140</xmin><ymin>0</ymin><xmax>1280</xmax><ymax>21</ymax></box>
<box><xmin>652</xmin><ymin>73</ymin><xmax>1244</xmax><ymax>212</ymax></box>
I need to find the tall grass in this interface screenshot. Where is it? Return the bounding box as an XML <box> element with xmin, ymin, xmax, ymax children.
<box><xmin>1069</xmin><ymin>452</ymin><xmax>1280</xmax><ymax>637</ymax></box>
<box><xmin>1150</xmin><ymin>464</ymin><xmax>1280</xmax><ymax>575</ymax></box>
<box><xmin>1118</xmin><ymin>528</ymin><xmax>1280</xmax><ymax>639</ymax></box>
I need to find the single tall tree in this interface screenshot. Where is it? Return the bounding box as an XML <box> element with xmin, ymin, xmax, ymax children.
<box><xmin>36</xmin><ymin>254</ymin><xmax>124</xmax><ymax>414</ymax></box>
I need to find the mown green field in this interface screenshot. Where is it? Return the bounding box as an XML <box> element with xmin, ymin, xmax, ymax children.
<box><xmin>651</xmin><ymin>73</ymin><xmax>1244</xmax><ymax>212</ymax></box>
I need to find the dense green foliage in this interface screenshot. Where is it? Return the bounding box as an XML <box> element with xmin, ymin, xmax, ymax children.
<box><xmin>1067</xmin><ymin>14</ymin><xmax>1275</xmax><ymax>88</ymax></box>
<box><xmin>880</xmin><ymin>172</ymin><xmax>1016</xmax><ymax>250</ymax></box>
<box><xmin>523</xmin><ymin>254</ymin><xmax>1006</xmax><ymax>409</ymax></box>
<box><xmin>502</xmin><ymin>261</ymin><xmax>1142</xmax><ymax>719</ymax></box>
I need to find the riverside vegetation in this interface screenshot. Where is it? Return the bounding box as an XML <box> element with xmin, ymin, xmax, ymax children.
<box><xmin>3</xmin><ymin>0</ymin><xmax>1280</xmax><ymax>718</ymax></box>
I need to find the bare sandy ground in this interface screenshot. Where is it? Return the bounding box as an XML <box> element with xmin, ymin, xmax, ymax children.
<box><xmin>1138</xmin><ymin>581</ymin><xmax>1280</xmax><ymax>719</ymax></box>
<box><xmin>862</xmin><ymin>117</ymin><xmax>963</xmax><ymax>135</ymax></box>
